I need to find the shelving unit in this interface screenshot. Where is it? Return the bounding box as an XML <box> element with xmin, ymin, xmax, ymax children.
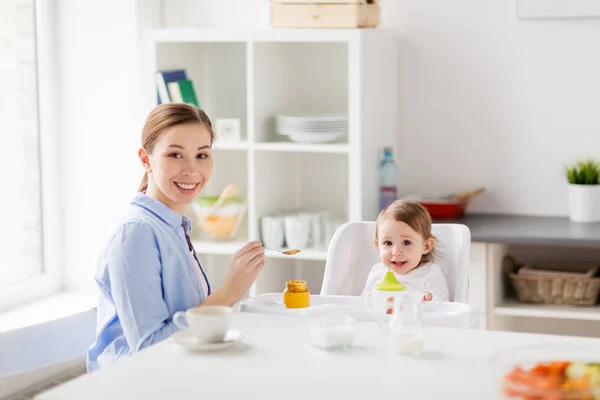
<box><xmin>142</xmin><ymin>28</ymin><xmax>398</xmax><ymax>295</ymax></box>
<box><xmin>494</xmin><ymin>301</ymin><xmax>600</xmax><ymax>321</ymax></box>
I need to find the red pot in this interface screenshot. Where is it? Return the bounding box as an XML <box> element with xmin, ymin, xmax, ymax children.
<box><xmin>417</xmin><ymin>200</ymin><xmax>467</xmax><ymax>219</ymax></box>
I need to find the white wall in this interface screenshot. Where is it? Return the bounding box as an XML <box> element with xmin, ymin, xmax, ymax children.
<box><xmin>163</xmin><ymin>0</ymin><xmax>600</xmax><ymax>217</ymax></box>
<box><xmin>54</xmin><ymin>0</ymin><xmax>600</xmax><ymax>288</ymax></box>
<box><xmin>56</xmin><ymin>0</ymin><xmax>150</xmax><ymax>289</ymax></box>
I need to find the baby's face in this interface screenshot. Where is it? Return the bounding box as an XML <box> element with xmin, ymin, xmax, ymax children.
<box><xmin>374</xmin><ymin>219</ymin><xmax>434</xmax><ymax>274</ymax></box>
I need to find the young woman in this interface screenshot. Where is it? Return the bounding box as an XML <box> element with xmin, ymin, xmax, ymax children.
<box><xmin>87</xmin><ymin>103</ymin><xmax>265</xmax><ymax>371</ymax></box>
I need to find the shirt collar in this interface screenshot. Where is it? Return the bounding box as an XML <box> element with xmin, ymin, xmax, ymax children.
<box><xmin>132</xmin><ymin>193</ymin><xmax>193</xmax><ymax>232</ymax></box>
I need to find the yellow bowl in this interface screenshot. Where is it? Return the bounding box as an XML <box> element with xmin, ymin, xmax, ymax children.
<box><xmin>201</xmin><ymin>215</ymin><xmax>240</xmax><ymax>239</ymax></box>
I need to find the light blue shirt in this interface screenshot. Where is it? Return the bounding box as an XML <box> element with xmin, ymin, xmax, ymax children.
<box><xmin>86</xmin><ymin>193</ymin><xmax>210</xmax><ymax>372</ymax></box>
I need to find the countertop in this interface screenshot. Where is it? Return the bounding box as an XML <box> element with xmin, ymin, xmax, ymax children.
<box><xmin>434</xmin><ymin>214</ymin><xmax>600</xmax><ymax>248</ymax></box>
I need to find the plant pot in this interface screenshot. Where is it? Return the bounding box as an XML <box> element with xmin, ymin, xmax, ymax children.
<box><xmin>567</xmin><ymin>184</ymin><xmax>600</xmax><ymax>223</ymax></box>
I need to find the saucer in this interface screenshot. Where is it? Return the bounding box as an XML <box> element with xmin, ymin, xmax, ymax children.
<box><xmin>172</xmin><ymin>329</ymin><xmax>243</xmax><ymax>352</ymax></box>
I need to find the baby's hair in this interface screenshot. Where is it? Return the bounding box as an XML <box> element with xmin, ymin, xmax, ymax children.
<box><xmin>374</xmin><ymin>200</ymin><xmax>436</xmax><ymax>265</ymax></box>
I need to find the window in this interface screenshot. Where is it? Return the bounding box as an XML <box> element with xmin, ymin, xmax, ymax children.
<box><xmin>0</xmin><ymin>0</ymin><xmax>60</xmax><ymax>311</ymax></box>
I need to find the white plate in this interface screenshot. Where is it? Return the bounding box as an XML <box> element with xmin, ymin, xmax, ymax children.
<box><xmin>276</xmin><ymin>114</ymin><xmax>347</xmax><ymax>123</ymax></box>
<box><xmin>277</xmin><ymin>128</ymin><xmax>348</xmax><ymax>135</ymax></box>
<box><xmin>276</xmin><ymin>124</ymin><xmax>348</xmax><ymax>130</ymax></box>
<box><xmin>284</xmin><ymin>132</ymin><xmax>346</xmax><ymax>144</ymax></box>
<box><xmin>171</xmin><ymin>329</ymin><xmax>243</xmax><ymax>352</ymax></box>
<box><xmin>277</xmin><ymin>126</ymin><xmax>348</xmax><ymax>133</ymax></box>
<box><xmin>277</xmin><ymin>128</ymin><xmax>347</xmax><ymax>135</ymax></box>
<box><xmin>278</xmin><ymin>118</ymin><xmax>347</xmax><ymax>123</ymax></box>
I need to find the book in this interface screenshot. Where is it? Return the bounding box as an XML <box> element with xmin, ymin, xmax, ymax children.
<box><xmin>155</xmin><ymin>70</ymin><xmax>187</xmax><ymax>104</ymax></box>
<box><xmin>167</xmin><ymin>79</ymin><xmax>199</xmax><ymax>108</ymax></box>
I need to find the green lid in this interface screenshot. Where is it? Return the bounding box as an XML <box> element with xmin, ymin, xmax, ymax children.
<box><xmin>375</xmin><ymin>270</ymin><xmax>406</xmax><ymax>291</ymax></box>
<box><xmin>196</xmin><ymin>195</ymin><xmax>241</xmax><ymax>207</ymax></box>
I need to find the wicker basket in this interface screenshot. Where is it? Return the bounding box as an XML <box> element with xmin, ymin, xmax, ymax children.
<box><xmin>503</xmin><ymin>256</ymin><xmax>600</xmax><ymax>306</ymax></box>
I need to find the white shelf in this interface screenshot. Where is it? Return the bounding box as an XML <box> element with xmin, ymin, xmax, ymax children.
<box><xmin>253</xmin><ymin>142</ymin><xmax>349</xmax><ymax>154</ymax></box>
<box><xmin>212</xmin><ymin>141</ymin><xmax>349</xmax><ymax>153</ymax></box>
<box><xmin>145</xmin><ymin>28</ymin><xmax>394</xmax><ymax>44</ymax></box>
<box><xmin>212</xmin><ymin>141</ymin><xmax>249</xmax><ymax>150</ymax></box>
<box><xmin>494</xmin><ymin>301</ymin><xmax>600</xmax><ymax>321</ymax></box>
<box><xmin>144</xmin><ymin>28</ymin><xmax>398</xmax><ymax>294</ymax></box>
<box><xmin>192</xmin><ymin>241</ymin><xmax>327</xmax><ymax>261</ymax></box>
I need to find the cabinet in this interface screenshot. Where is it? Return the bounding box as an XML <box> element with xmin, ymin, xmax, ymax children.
<box><xmin>470</xmin><ymin>242</ymin><xmax>600</xmax><ymax>337</ymax></box>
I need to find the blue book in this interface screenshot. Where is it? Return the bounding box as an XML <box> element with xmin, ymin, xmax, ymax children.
<box><xmin>155</xmin><ymin>70</ymin><xmax>187</xmax><ymax>104</ymax></box>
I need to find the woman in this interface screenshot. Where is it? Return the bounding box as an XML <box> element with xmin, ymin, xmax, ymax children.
<box><xmin>86</xmin><ymin>103</ymin><xmax>265</xmax><ymax>372</ymax></box>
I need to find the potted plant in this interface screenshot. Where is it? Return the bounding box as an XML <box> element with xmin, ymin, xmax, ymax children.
<box><xmin>565</xmin><ymin>158</ymin><xmax>600</xmax><ymax>223</ymax></box>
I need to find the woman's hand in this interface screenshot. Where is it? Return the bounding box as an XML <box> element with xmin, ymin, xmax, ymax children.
<box><xmin>223</xmin><ymin>241</ymin><xmax>266</xmax><ymax>301</ymax></box>
<box><xmin>201</xmin><ymin>241</ymin><xmax>265</xmax><ymax>307</ymax></box>
<box><xmin>423</xmin><ymin>291</ymin><xmax>433</xmax><ymax>302</ymax></box>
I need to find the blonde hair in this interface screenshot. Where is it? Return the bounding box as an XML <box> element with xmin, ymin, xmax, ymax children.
<box><xmin>138</xmin><ymin>103</ymin><xmax>215</xmax><ymax>193</ymax></box>
<box><xmin>375</xmin><ymin>200</ymin><xmax>436</xmax><ymax>265</ymax></box>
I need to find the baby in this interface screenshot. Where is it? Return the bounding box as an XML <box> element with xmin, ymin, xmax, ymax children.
<box><xmin>363</xmin><ymin>200</ymin><xmax>450</xmax><ymax>302</ymax></box>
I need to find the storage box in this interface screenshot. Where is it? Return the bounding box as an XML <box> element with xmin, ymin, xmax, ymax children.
<box><xmin>270</xmin><ymin>1</ymin><xmax>380</xmax><ymax>29</ymax></box>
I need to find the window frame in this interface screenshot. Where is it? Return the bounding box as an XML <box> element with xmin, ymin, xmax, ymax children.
<box><xmin>0</xmin><ymin>0</ymin><xmax>62</xmax><ymax>312</ymax></box>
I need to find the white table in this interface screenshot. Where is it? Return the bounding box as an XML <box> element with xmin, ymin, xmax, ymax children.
<box><xmin>36</xmin><ymin>313</ymin><xmax>600</xmax><ymax>400</ymax></box>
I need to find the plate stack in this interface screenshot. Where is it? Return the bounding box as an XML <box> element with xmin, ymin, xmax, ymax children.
<box><xmin>275</xmin><ymin>114</ymin><xmax>348</xmax><ymax>144</ymax></box>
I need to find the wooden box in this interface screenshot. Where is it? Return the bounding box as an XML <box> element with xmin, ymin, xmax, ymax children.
<box><xmin>270</xmin><ymin>1</ymin><xmax>380</xmax><ymax>29</ymax></box>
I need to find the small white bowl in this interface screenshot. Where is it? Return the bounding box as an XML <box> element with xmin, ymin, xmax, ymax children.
<box><xmin>309</xmin><ymin>316</ymin><xmax>357</xmax><ymax>350</ymax></box>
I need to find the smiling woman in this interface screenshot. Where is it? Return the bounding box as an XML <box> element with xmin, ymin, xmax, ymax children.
<box><xmin>138</xmin><ymin>106</ymin><xmax>215</xmax><ymax>213</ymax></box>
<box><xmin>86</xmin><ymin>104</ymin><xmax>266</xmax><ymax>372</ymax></box>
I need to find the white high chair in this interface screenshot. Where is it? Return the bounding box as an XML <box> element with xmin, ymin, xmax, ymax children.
<box><xmin>320</xmin><ymin>221</ymin><xmax>471</xmax><ymax>303</ymax></box>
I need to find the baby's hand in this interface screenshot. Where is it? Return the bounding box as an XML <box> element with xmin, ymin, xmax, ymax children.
<box><xmin>423</xmin><ymin>291</ymin><xmax>433</xmax><ymax>302</ymax></box>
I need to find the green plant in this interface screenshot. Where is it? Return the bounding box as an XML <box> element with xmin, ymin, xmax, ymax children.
<box><xmin>565</xmin><ymin>159</ymin><xmax>600</xmax><ymax>185</ymax></box>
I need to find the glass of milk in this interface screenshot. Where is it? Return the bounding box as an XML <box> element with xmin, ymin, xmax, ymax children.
<box><xmin>309</xmin><ymin>316</ymin><xmax>357</xmax><ymax>351</ymax></box>
<box><xmin>387</xmin><ymin>296</ymin><xmax>425</xmax><ymax>356</ymax></box>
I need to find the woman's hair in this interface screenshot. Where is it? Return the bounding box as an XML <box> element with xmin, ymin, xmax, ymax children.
<box><xmin>374</xmin><ymin>200</ymin><xmax>436</xmax><ymax>265</ymax></box>
<box><xmin>138</xmin><ymin>103</ymin><xmax>215</xmax><ymax>193</ymax></box>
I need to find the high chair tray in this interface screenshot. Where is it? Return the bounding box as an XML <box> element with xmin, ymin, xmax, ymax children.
<box><xmin>238</xmin><ymin>293</ymin><xmax>480</xmax><ymax>329</ymax></box>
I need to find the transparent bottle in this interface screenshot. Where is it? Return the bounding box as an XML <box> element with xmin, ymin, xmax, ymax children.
<box><xmin>388</xmin><ymin>294</ymin><xmax>425</xmax><ymax>356</ymax></box>
<box><xmin>379</xmin><ymin>147</ymin><xmax>398</xmax><ymax>212</ymax></box>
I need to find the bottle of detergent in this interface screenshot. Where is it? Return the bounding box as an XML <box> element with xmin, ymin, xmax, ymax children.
<box><xmin>379</xmin><ymin>147</ymin><xmax>398</xmax><ymax>211</ymax></box>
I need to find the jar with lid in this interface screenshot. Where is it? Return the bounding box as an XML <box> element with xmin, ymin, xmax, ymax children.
<box><xmin>283</xmin><ymin>280</ymin><xmax>310</xmax><ymax>309</ymax></box>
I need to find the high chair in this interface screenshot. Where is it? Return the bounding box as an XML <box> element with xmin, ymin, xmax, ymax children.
<box><xmin>320</xmin><ymin>221</ymin><xmax>471</xmax><ymax>302</ymax></box>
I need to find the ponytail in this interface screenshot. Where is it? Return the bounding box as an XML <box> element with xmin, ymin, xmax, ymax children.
<box><xmin>138</xmin><ymin>172</ymin><xmax>148</xmax><ymax>193</ymax></box>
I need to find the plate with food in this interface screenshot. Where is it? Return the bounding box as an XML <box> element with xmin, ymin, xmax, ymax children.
<box><xmin>490</xmin><ymin>345</ymin><xmax>600</xmax><ymax>399</ymax></box>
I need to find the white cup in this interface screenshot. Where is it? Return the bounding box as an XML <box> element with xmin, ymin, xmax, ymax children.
<box><xmin>173</xmin><ymin>305</ymin><xmax>232</xmax><ymax>343</ymax></box>
<box><xmin>261</xmin><ymin>216</ymin><xmax>285</xmax><ymax>248</ymax></box>
<box><xmin>304</xmin><ymin>212</ymin><xmax>323</xmax><ymax>249</ymax></box>
<box><xmin>284</xmin><ymin>214</ymin><xmax>311</xmax><ymax>249</ymax></box>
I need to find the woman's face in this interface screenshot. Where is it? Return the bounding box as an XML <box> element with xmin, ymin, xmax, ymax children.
<box><xmin>139</xmin><ymin>122</ymin><xmax>214</xmax><ymax>215</ymax></box>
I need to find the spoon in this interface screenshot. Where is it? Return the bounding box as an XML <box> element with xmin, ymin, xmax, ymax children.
<box><xmin>213</xmin><ymin>184</ymin><xmax>239</xmax><ymax>208</ymax></box>
<box><xmin>264</xmin><ymin>247</ymin><xmax>302</xmax><ymax>256</ymax></box>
